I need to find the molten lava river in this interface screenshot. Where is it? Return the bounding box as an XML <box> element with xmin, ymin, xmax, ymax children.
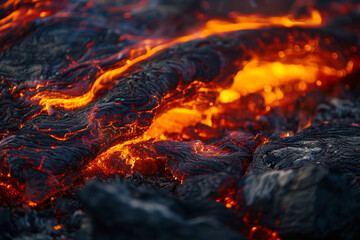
<box><xmin>0</xmin><ymin>0</ymin><xmax>360</xmax><ymax>240</ymax></box>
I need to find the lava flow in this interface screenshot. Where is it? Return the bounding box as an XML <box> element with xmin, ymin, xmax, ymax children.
<box><xmin>0</xmin><ymin>0</ymin><xmax>358</xmax><ymax>204</ymax></box>
<box><xmin>0</xmin><ymin>0</ymin><xmax>360</xmax><ymax>239</ymax></box>
<box><xmin>30</xmin><ymin>9</ymin><xmax>322</xmax><ymax>112</ymax></box>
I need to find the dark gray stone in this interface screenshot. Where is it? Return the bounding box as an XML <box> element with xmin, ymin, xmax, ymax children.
<box><xmin>79</xmin><ymin>181</ymin><xmax>244</xmax><ymax>240</ymax></box>
<box><xmin>239</xmin><ymin>167</ymin><xmax>360</xmax><ymax>240</ymax></box>
<box><xmin>250</xmin><ymin>124</ymin><xmax>360</xmax><ymax>190</ymax></box>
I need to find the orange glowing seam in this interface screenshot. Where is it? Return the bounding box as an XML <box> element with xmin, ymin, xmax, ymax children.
<box><xmin>53</xmin><ymin>225</ymin><xmax>63</xmax><ymax>230</ymax></box>
<box><xmin>203</xmin><ymin>9</ymin><xmax>321</xmax><ymax>35</ymax></box>
<box><xmin>248</xmin><ymin>225</ymin><xmax>281</xmax><ymax>240</ymax></box>
<box><xmin>0</xmin><ymin>183</ymin><xmax>11</xmax><ymax>189</ymax></box>
<box><xmin>28</xmin><ymin>201</ymin><xmax>37</xmax><ymax>207</ymax></box>
<box><xmin>1</xmin><ymin>0</ymin><xmax>23</xmax><ymax>9</ymax></box>
<box><xmin>0</xmin><ymin>5</ymin><xmax>52</xmax><ymax>33</ymax></box>
<box><xmin>31</xmin><ymin>10</ymin><xmax>323</xmax><ymax>112</ymax></box>
<box><xmin>91</xmin><ymin>136</ymin><xmax>153</xmax><ymax>172</ymax></box>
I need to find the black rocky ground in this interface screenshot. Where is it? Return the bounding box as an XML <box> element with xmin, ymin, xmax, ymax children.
<box><xmin>3</xmin><ymin>163</ymin><xmax>360</xmax><ymax>240</ymax></box>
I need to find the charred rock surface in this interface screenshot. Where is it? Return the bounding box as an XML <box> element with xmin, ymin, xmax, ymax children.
<box><xmin>79</xmin><ymin>180</ymin><xmax>244</xmax><ymax>240</ymax></box>
<box><xmin>313</xmin><ymin>98</ymin><xmax>360</xmax><ymax>124</ymax></box>
<box><xmin>250</xmin><ymin>123</ymin><xmax>360</xmax><ymax>189</ymax></box>
<box><xmin>239</xmin><ymin>167</ymin><xmax>360</xmax><ymax>240</ymax></box>
<box><xmin>0</xmin><ymin>206</ymin><xmax>86</xmax><ymax>240</ymax></box>
<box><xmin>176</xmin><ymin>169</ymin><xmax>241</xmax><ymax>202</ymax></box>
<box><xmin>154</xmin><ymin>131</ymin><xmax>259</xmax><ymax>182</ymax></box>
<box><xmin>178</xmin><ymin>166</ymin><xmax>360</xmax><ymax>240</ymax></box>
<box><xmin>3</xmin><ymin>167</ymin><xmax>360</xmax><ymax>240</ymax></box>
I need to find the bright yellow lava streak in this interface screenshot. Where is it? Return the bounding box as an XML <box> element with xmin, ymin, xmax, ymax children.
<box><xmin>31</xmin><ymin>10</ymin><xmax>322</xmax><ymax>112</ymax></box>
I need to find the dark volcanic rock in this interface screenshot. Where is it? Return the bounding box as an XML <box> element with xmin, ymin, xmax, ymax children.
<box><xmin>0</xmin><ymin>206</ymin><xmax>87</xmax><ymax>240</ymax></box>
<box><xmin>176</xmin><ymin>171</ymin><xmax>237</xmax><ymax>201</ymax></box>
<box><xmin>79</xmin><ymin>180</ymin><xmax>244</xmax><ymax>240</ymax></box>
<box><xmin>0</xmin><ymin>209</ymin><xmax>12</xmax><ymax>239</ymax></box>
<box><xmin>239</xmin><ymin>167</ymin><xmax>360</xmax><ymax>240</ymax></box>
<box><xmin>313</xmin><ymin>98</ymin><xmax>360</xmax><ymax>124</ymax></box>
<box><xmin>250</xmin><ymin>123</ymin><xmax>360</xmax><ymax>190</ymax></box>
<box><xmin>155</xmin><ymin>131</ymin><xmax>258</xmax><ymax>182</ymax></box>
<box><xmin>176</xmin><ymin>169</ymin><xmax>243</xmax><ymax>203</ymax></box>
<box><xmin>177</xmin><ymin>166</ymin><xmax>360</xmax><ymax>240</ymax></box>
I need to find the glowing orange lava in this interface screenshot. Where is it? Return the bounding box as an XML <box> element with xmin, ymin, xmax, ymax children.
<box><xmin>53</xmin><ymin>224</ymin><xmax>63</xmax><ymax>230</ymax></box>
<box><xmin>220</xmin><ymin>57</ymin><xmax>355</xmax><ymax>106</ymax></box>
<box><xmin>31</xmin><ymin>10</ymin><xmax>323</xmax><ymax>112</ymax></box>
<box><xmin>0</xmin><ymin>0</ymin><xmax>63</xmax><ymax>38</ymax></box>
<box><xmin>143</xmin><ymin>58</ymin><xmax>354</xmax><ymax>137</ymax></box>
<box><xmin>84</xmin><ymin>53</ymin><xmax>355</xmax><ymax>179</ymax></box>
